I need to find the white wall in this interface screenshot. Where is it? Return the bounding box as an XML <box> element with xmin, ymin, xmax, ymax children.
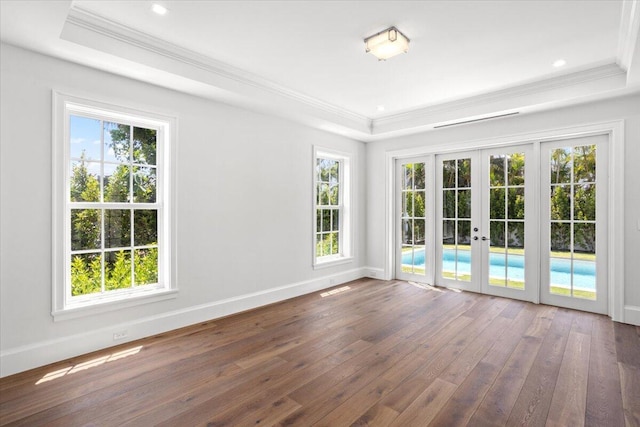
<box><xmin>366</xmin><ymin>94</ymin><xmax>640</xmax><ymax>321</ymax></box>
<box><xmin>0</xmin><ymin>43</ymin><xmax>367</xmax><ymax>376</ymax></box>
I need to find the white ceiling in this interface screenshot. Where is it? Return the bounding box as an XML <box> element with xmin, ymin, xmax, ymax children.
<box><xmin>1</xmin><ymin>1</ymin><xmax>639</xmax><ymax>141</ymax></box>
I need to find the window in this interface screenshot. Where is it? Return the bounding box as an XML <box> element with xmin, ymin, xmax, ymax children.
<box><xmin>53</xmin><ymin>93</ymin><xmax>176</xmax><ymax>319</ymax></box>
<box><xmin>313</xmin><ymin>148</ymin><xmax>351</xmax><ymax>267</ymax></box>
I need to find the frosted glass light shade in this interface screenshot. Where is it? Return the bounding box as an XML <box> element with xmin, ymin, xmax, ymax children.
<box><xmin>364</xmin><ymin>27</ymin><xmax>410</xmax><ymax>60</ymax></box>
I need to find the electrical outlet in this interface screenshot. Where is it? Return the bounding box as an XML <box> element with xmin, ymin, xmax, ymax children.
<box><xmin>329</xmin><ymin>279</ymin><xmax>336</xmax><ymax>285</ymax></box>
<box><xmin>369</xmin><ymin>270</ymin><xmax>376</xmax><ymax>277</ymax></box>
<box><xmin>113</xmin><ymin>330</ymin><xmax>128</xmax><ymax>341</ymax></box>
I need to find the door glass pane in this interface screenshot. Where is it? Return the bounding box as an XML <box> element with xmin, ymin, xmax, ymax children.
<box><xmin>442</xmin><ymin>158</ymin><xmax>471</xmax><ymax>282</ymax></box>
<box><xmin>549</xmin><ymin>145</ymin><xmax>597</xmax><ymax>300</ymax></box>
<box><xmin>400</xmin><ymin>162</ymin><xmax>427</xmax><ymax>275</ymax></box>
<box><xmin>488</xmin><ymin>152</ymin><xmax>525</xmax><ymax>290</ymax></box>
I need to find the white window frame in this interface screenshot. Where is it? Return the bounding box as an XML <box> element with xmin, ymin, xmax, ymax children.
<box><xmin>52</xmin><ymin>92</ymin><xmax>177</xmax><ymax>320</ymax></box>
<box><xmin>313</xmin><ymin>147</ymin><xmax>353</xmax><ymax>268</ymax></box>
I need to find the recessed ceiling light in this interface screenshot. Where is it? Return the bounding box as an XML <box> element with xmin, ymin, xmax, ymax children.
<box><xmin>377</xmin><ymin>105</ymin><xmax>385</xmax><ymax>112</ymax></box>
<box><xmin>553</xmin><ymin>59</ymin><xmax>567</xmax><ymax>68</ymax></box>
<box><xmin>151</xmin><ymin>4</ymin><xmax>168</xmax><ymax>15</ymax></box>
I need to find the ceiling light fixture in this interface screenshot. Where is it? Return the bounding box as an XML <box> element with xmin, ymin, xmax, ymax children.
<box><xmin>553</xmin><ymin>59</ymin><xmax>567</xmax><ymax>68</ymax></box>
<box><xmin>377</xmin><ymin>105</ymin><xmax>385</xmax><ymax>112</ymax></box>
<box><xmin>151</xmin><ymin>4</ymin><xmax>168</xmax><ymax>15</ymax></box>
<box><xmin>364</xmin><ymin>27</ymin><xmax>409</xmax><ymax>61</ymax></box>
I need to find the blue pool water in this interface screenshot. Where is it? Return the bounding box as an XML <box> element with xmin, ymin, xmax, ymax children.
<box><xmin>402</xmin><ymin>248</ymin><xmax>596</xmax><ymax>290</ymax></box>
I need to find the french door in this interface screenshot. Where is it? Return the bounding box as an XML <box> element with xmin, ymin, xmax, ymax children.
<box><xmin>395</xmin><ymin>156</ymin><xmax>433</xmax><ymax>282</ymax></box>
<box><xmin>435</xmin><ymin>145</ymin><xmax>536</xmax><ymax>302</ymax></box>
<box><xmin>540</xmin><ymin>135</ymin><xmax>608</xmax><ymax>314</ymax></box>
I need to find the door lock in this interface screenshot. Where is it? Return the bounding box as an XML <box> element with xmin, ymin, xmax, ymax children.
<box><xmin>481</xmin><ymin>236</ymin><xmax>488</xmax><ymax>241</ymax></box>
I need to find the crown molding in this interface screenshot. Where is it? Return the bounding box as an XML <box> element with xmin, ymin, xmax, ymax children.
<box><xmin>62</xmin><ymin>5</ymin><xmax>371</xmax><ymax>133</ymax></box>
<box><xmin>617</xmin><ymin>0</ymin><xmax>640</xmax><ymax>71</ymax></box>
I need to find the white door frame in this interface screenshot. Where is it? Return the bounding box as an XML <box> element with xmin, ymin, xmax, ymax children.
<box><xmin>383</xmin><ymin>121</ymin><xmax>625</xmax><ymax>321</ymax></box>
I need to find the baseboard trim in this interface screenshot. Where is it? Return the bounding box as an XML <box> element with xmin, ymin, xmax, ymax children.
<box><xmin>0</xmin><ymin>267</ymin><xmax>368</xmax><ymax>377</ymax></box>
<box><xmin>623</xmin><ymin>305</ymin><xmax>640</xmax><ymax>326</ymax></box>
<box><xmin>363</xmin><ymin>266</ymin><xmax>385</xmax><ymax>279</ymax></box>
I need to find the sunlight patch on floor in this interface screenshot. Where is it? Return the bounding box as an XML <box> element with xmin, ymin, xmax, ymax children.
<box><xmin>320</xmin><ymin>286</ymin><xmax>351</xmax><ymax>298</ymax></box>
<box><xmin>36</xmin><ymin>345</ymin><xmax>143</xmax><ymax>385</ymax></box>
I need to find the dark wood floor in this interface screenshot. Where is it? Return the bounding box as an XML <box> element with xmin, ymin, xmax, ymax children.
<box><xmin>1</xmin><ymin>279</ymin><xmax>639</xmax><ymax>426</ymax></box>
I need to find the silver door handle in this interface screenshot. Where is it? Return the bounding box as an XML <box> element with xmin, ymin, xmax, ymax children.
<box><xmin>473</xmin><ymin>236</ymin><xmax>478</xmax><ymax>240</ymax></box>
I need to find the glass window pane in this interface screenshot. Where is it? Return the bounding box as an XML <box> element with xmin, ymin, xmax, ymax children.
<box><xmin>322</xmin><ymin>210</ymin><xmax>331</xmax><ymax>232</ymax></box>
<box><xmin>490</xmin><ymin>221</ymin><xmax>506</xmax><ymax>248</ymax></box>
<box><xmin>105</xmin><ymin>250</ymin><xmax>132</xmax><ymax>291</ymax></box>
<box><xmin>134</xmin><ymin>210</ymin><xmax>158</xmax><ymax>246</ymax></box>
<box><xmin>329</xmin><ymin>184</ymin><xmax>339</xmax><ymax>205</ymax></box>
<box><xmin>105</xmin><ymin>209</ymin><xmax>131</xmax><ymax>248</ymax></box>
<box><xmin>457</xmin><ymin>158</ymin><xmax>471</xmax><ymax>188</ymax></box>
<box><xmin>331</xmin><ymin>210</ymin><xmax>340</xmax><ymax>231</ymax></box>
<box><xmin>550</xmin><ymin>185</ymin><xmax>571</xmax><ymax>221</ymax></box>
<box><xmin>443</xmin><ymin>190</ymin><xmax>455</xmax><ymax>219</ymax></box>
<box><xmin>508</xmin><ymin>188</ymin><xmax>525</xmax><ymax>220</ymax></box>
<box><xmin>133</xmin><ymin>166</ymin><xmax>156</xmax><ymax>203</ymax></box>
<box><xmin>574</xmin><ymin>145</ymin><xmax>595</xmax><ymax>183</ymax></box>
<box><xmin>550</xmin><ymin>147</ymin><xmax>572</xmax><ymax>184</ymax></box>
<box><xmin>550</xmin><ymin>257</ymin><xmax>571</xmax><ymax>296</ymax></box>
<box><xmin>135</xmin><ymin>248</ymin><xmax>158</xmax><ymax>285</ymax></box>
<box><xmin>319</xmin><ymin>183</ymin><xmax>329</xmax><ymax>205</ymax></box>
<box><xmin>573</xmin><ymin>258</ymin><xmax>596</xmax><ymax>300</ymax></box>
<box><xmin>70</xmin><ymin>161</ymin><xmax>101</xmax><ymax>202</ymax></box>
<box><xmin>574</xmin><ymin>184</ymin><xmax>595</xmax><ymax>221</ymax></box>
<box><xmin>330</xmin><ymin>161</ymin><xmax>340</xmax><ymax>186</ymax></box>
<box><xmin>331</xmin><ymin>232</ymin><xmax>339</xmax><ymax>255</ymax></box>
<box><xmin>316</xmin><ymin>234</ymin><xmax>323</xmax><ymax>257</ymax></box>
<box><xmin>404</xmin><ymin>164</ymin><xmax>414</xmax><ymax>190</ymax></box>
<box><xmin>402</xmin><ymin>219</ymin><xmax>413</xmax><ymax>245</ymax></box>
<box><xmin>489</xmin><ymin>188</ymin><xmax>505</xmax><ymax>219</ymax></box>
<box><xmin>457</xmin><ymin>189</ymin><xmax>471</xmax><ymax>218</ymax></box>
<box><xmin>71</xmin><ymin>209</ymin><xmax>101</xmax><ymax>250</ymax></box>
<box><xmin>489</xmin><ymin>155</ymin><xmax>505</xmax><ymax>187</ymax></box>
<box><xmin>405</xmin><ymin>192</ymin><xmax>415</xmax><ymax>217</ymax></box>
<box><xmin>414</xmin><ymin>163</ymin><xmax>426</xmax><ymax>190</ymax></box>
<box><xmin>508</xmin><ymin>153</ymin><xmax>525</xmax><ymax>186</ymax></box>
<box><xmin>316</xmin><ymin>209</ymin><xmax>322</xmax><ymax>232</ymax></box>
<box><xmin>414</xmin><ymin>191</ymin><xmax>425</xmax><ymax>219</ymax></box>
<box><xmin>104</xmin><ymin>122</ymin><xmax>131</xmax><ymax>164</ymax></box>
<box><xmin>70</xmin><ymin>116</ymin><xmax>101</xmax><ymax>161</ymax></box>
<box><xmin>506</xmin><ymin>248</ymin><xmax>525</xmax><ymax>289</ymax></box>
<box><xmin>443</xmin><ymin>160</ymin><xmax>456</xmax><ymax>188</ymax></box>
<box><xmin>508</xmin><ymin>222</ymin><xmax>525</xmax><ymax>250</ymax></box>
<box><xmin>133</xmin><ymin>127</ymin><xmax>157</xmax><ymax>166</ymax></box>
<box><xmin>574</xmin><ymin>223</ymin><xmax>596</xmax><ymax>255</ymax></box>
<box><xmin>550</xmin><ymin>222</ymin><xmax>571</xmax><ymax>253</ymax></box>
<box><xmin>457</xmin><ymin>220</ymin><xmax>471</xmax><ymax>245</ymax></box>
<box><xmin>70</xmin><ymin>252</ymin><xmax>102</xmax><ymax>296</ymax></box>
<box><xmin>489</xmin><ymin>251</ymin><xmax>507</xmax><ymax>287</ymax></box>
<box><xmin>414</xmin><ymin>219</ymin><xmax>425</xmax><ymax>245</ymax></box>
<box><xmin>443</xmin><ymin>220</ymin><xmax>455</xmax><ymax>245</ymax></box>
<box><xmin>104</xmin><ymin>163</ymin><xmax>130</xmax><ymax>203</ymax></box>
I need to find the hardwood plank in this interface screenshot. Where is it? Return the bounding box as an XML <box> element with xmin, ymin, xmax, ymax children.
<box><xmin>619</xmin><ymin>362</ymin><xmax>640</xmax><ymax>427</ymax></box>
<box><xmin>614</xmin><ymin>321</ymin><xmax>640</xmax><ymax>368</ymax></box>
<box><xmin>546</xmin><ymin>329</ymin><xmax>591</xmax><ymax>427</ymax></box>
<box><xmin>585</xmin><ymin>315</ymin><xmax>625</xmax><ymax>427</ymax></box>
<box><xmin>388</xmin><ymin>378</ymin><xmax>458</xmax><ymax>427</ymax></box>
<box><xmin>506</xmin><ymin>308</ymin><xmax>574</xmax><ymax>426</ymax></box>
<box><xmin>350</xmin><ymin>404</ymin><xmax>399</xmax><ymax>427</ymax></box>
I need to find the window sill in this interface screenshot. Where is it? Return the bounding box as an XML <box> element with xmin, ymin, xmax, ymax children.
<box><xmin>313</xmin><ymin>256</ymin><xmax>354</xmax><ymax>270</ymax></box>
<box><xmin>52</xmin><ymin>288</ymin><xmax>178</xmax><ymax>322</ymax></box>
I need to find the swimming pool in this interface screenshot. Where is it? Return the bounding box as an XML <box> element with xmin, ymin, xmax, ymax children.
<box><xmin>402</xmin><ymin>248</ymin><xmax>596</xmax><ymax>290</ymax></box>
